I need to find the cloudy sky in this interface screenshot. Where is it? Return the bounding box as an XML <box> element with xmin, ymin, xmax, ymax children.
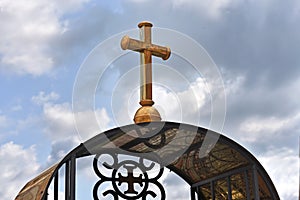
<box><xmin>0</xmin><ymin>0</ymin><xmax>299</xmax><ymax>199</ymax></box>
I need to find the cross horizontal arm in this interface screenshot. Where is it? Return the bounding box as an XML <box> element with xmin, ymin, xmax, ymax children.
<box><xmin>121</xmin><ymin>35</ymin><xmax>171</xmax><ymax>60</ymax></box>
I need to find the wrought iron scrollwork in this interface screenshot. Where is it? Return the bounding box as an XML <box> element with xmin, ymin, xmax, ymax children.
<box><xmin>93</xmin><ymin>152</ymin><xmax>165</xmax><ymax>200</ymax></box>
<box><xmin>131</xmin><ymin>127</ymin><xmax>167</xmax><ymax>150</ymax></box>
<box><xmin>143</xmin><ymin>133</ymin><xmax>166</xmax><ymax>149</ymax></box>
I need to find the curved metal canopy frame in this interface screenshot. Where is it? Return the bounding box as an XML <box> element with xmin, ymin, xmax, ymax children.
<box><xmin>15</xmin><ymin>122</ymin><xmax>279</xmax><ymax>200</ymax></box>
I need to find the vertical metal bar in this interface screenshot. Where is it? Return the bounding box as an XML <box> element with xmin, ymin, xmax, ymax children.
<box><xmin>210</xmin><ymin>181</ymin><xmax>215</xmax><ymax>200</ymax></box>
<box><xmin>227</xmin><ymin>176</ymin><xmax>232</xmax><ymax>200</ymax></box>
<box><xmin>54</xmin><ymin>172</ymin><xmax>59</xmax><ymax>200</ymax></box>
<box><xmin>196</xmin><ymin>187</ymin><xmax>201</xmax><ymax>200</ymax></box>
<box><xmin>65</xmin><ymin>161</ymin><xmax>70</xmax><ymax>200</ymax></box>
<box><xmin>252</xmin><ymin>165</ymin><xmax>260</xmax><ymax>200</ymax></box>
<box><xmin>190</xmin><ymin>187</ymin><xmax>196</xmax><ymax>200</ymax></box>
<box><xmin>244</xmin><ymin>170</ymin><xmax>250</xmax><ymax>200</ymax></box>
<box><xmin>70</xmin><ymin>155</ymin><xmax>76</xmax><ymax>200</ymax></box>
<box><xmin>43</xmin><ymin>192</ymin><xmax>48</xmax><ymax>200</ymax></box>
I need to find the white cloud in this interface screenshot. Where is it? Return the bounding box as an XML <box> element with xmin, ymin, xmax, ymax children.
<box><xmin>43</xmin><ymin>102</ymin><xmax>76</xmax><ymax>139</ymax></box>
<box><xmin>156</xmin><ymin>77</ymin><xmax>208</xmax><ymax>123</ymax></box>
<box><xmin>176</xmin><ymin>77</ymin><xmax>209</xmax><ymax>119</ymax></box>
<box><xmin>115</xmin><ymin>77</ymin><xmax>209</xmax><ymax>126</ymax></box>
<box><xmin>163</xmin><ymin>172</ymin><xmax>190</xmax><ymax>199</ymax></box>
<box><xmin>224</xmin><ymin>75</ymin><xmax>245</xmax><ymax>95</ymax></box>
<box><xmin>51</xmin><ymin>0</ymin><xmax>90</xmax><ymax>15</ymax></box>
<box><xmin>43</xmin><ymin>102</ymin><xmax>111</xmax><ymax>141</ymax></box>
<box><xmin>0</xmin><ymin>0</ymin><xmax>88</xmax><ymax>75</ymax></box>
<box><xmin>0</xmin><ymin>115</ymin><xmax>14</xmax><ymax>141</ymax></box>
<box><xmin>31</xmin><ymin>91</ymin><xmax>111</xmax><ymax>142</ymax></box>
<box><xmin>74</xmin><ymin>108</ymin><xmax>111</xmax><ymax>141</ymax></box>
<box><xmin>0</xmin><ymin>115</ymin><xmax>9</xmax><ymax>128</ymax></box>
<box><xmin>0</xmin><ymin>142</ymin><xmax>40</xmax><ymax>200</ymax></box>
<box><xmin>239</xmin><ymin>113</ymin><xmax>300</xmax><ymax>142</ymax></box>
<box><xmin>154</xmin><ymin>77</ymin><xmax>210</xmax><ymax>126</ymax></box>
<box><xmin>172</xmin><ymin>0</ymin><xmax>239</xmax><ymax>19</ymax></box>
<box><xmin>11</xmin><ymin>105</ymin><xmax>22</xmax><ymax>111</ymax></box>
<box><xmin>32</xmin><ymin>91</ymin><xmax>111</xmax><ymax>164</ymax></box>
<box><xmin>32</xmin><ymin>91</ymin><xmax>59</xmax><ymax>105</ymax></box>
<box><xmin>26</xmin><ymin>91</ymin><xmax>112</xmax><ymax>167</ymax></box>
<box><xmin>125</xmin><ymin>0</ymin><xmax>150</xmax><ymax>3</ymax></box>
<box><xmin>257</xmin><ymin>147</ymin><xmax>298</xmax><ymax>199</ymax></box>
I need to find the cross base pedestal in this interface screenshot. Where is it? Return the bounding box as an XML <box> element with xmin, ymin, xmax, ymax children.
<box><xmin>134</xmin><ymin>106</ymin><xmax>161</xmax><ymax>124</ymax></box>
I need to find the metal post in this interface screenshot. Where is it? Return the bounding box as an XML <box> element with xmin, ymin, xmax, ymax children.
<box><xmin>70</xmin><ymin>155</ymin><xmax>76</xmax><ymax>200</ymax></box>
<box><xmin>196</xmin><ymin>187</ymin><xmax>202</xmax><ymax>200</ymax></box>
<box><xmin>54</xmin><ymin>172</ymin><xmax>59</xmax><ymax>200</ymax></box>
<box><xmin>252</xmin><ymin>165</ymin><xmax>260</xmax><ymax>200</ymax></box>
<box><xmin>244</xmin><ymin>170</ymin><xmax>250</xmax><ymax>200</ymax></box>
<box><xmin>65</xmin><ymin>156</ymin><xmax>76</xmax><ymax>200</ymax></box>
<box><xmin>227</xmin><ymin>176</ymin><xmax>232</xmax><ymax>200</ymax></box>
<box><xmin>190</xmin><ymin>187</ymin><xmax>196</xmax><ymax>200</ymax></box>
<box><xmin>65</xmin><ymin>161</ymin><xmax>70</xmax><ymax>200</ymax></box>
<box><xmin>210</xmin><ymin>181</ymin><xmax>215</xmax><ymax>200</ymax></box>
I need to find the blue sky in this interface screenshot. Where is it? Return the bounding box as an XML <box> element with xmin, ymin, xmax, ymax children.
<box><xmin>0</xmin><ymin>0</ymin><xmax>299</xmax><ymax>199</ymax></box>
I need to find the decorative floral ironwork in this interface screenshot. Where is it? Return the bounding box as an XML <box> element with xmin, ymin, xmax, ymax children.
<box><xmin>93</xmin><ymin>152</ymin><xmax>165</xmax><ymax>200</ymax></box>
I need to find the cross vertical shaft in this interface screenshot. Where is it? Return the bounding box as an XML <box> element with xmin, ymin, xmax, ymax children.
<box><xmin>139</xmin><ymin>22</ymin><xmax>154</xmax><ymax>106</ymax></box>
<box><xmin>121</xmin><ymin>21</ymin><xmax>171</xmax><ymax>123</ymax></box>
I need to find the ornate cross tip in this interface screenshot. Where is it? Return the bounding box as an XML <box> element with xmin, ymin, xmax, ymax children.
<box><xmin>120</xmin><ymin>21</ymin><xmax>171</xmax><ymax>124</ymax></box>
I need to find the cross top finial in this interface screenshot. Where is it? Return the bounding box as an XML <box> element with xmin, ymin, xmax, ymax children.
<box><xmin>138</xmin><ymin>21</ymin><xmax>153</xmax><ymax>28</ymax></box>
<box><xmin>121</xmin><ymin>21</ymin><xmax>171</xmax><ymax>124</ymax></box>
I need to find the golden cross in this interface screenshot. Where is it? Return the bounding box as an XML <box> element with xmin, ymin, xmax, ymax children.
<box><xmin>121</xmin><ymin>21</ymin><xmax>171</xmax><ymax>123</ymax></box>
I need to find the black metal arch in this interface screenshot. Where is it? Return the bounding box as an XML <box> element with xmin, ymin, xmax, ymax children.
<box><xmin>15</xmin><ymin>121</ymin><xmax>279</xmax><ymax>200</ymax></box>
